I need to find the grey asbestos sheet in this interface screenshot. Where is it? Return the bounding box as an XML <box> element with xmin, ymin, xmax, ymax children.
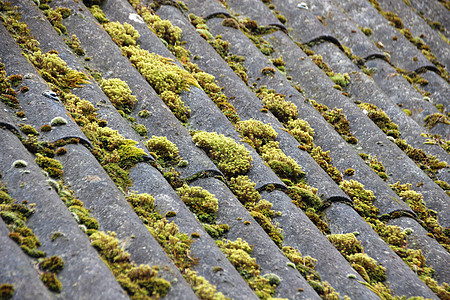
<box><xmin>0</xmin><ymin>129</ymin><xmax>128</xmax><ymax>299</ymax></box>
<box><xmin>258</xmin><ymin>30</ymin><xmax>449</xmax><ymax>226</ymax></box>
<box><xmin>57</xmin><ymin>143</ymin><xmax>196</xmax><ymax>299</ymax></box>
<box><xmin>376</xmin><ymin>0</ymin><xmax>450</xmax><ymax>69</ymax></box>
<box><xmin>0</xmin><ymin>21</ymin><xmax>89</xmax><ymax>145</ymax></box>
<box><xmin>366</xmin><ymin>59</ymin><xmax>449</xmax><ymax>137</ymax></box>
<box><xmin>205</xmin><ymin>18</ymin><xmax>414</xmax><ymax>216</ymax></box>
<box><xmin>314</xmin><ymin>41</ymin><xmax>450</xmax><ymax>165</ymax></box>
<box><xmin>193</xmin><ymin>177</ymin><xmax>321</xmax><ymax>299</ymax></box>
<box><xmin>289</xmin><ymin>0</ymin><xmax>384</xmax><ymax>60</ymax></box>
<box><xmin>259</xmin><ymin>190</ymin><xmax>380</xmax><ymax>300</ymax></box>
<box><xmin>326</xmin><ymin>202</ymin><xmax>439</xmax><ymax>299</ymax></box>
<box><xmin>407</xmin><ymin>0</ymin><xmax>449</xmax><ymax>40</ymax></box>
<box><xmin>129</xmin><ymin>163</ymin><xmax>258</xmax><ymax>299</ymax></box>
<box><xmin>387</xmin><ymin>217</ymin><xmax>450</xmax><ymax>285</ymax></box>
<box><xmin>200</xmin><ymin>17</ymin><xmax>351</xmax><ymax>202</ymax></box>
<box><xmin>226</xmin><ymin>0</ymin><xmax>282</xmax><ymax>27</ymax></box>
<box><xmin>0</xmin><ymin>104</ymin><xmax>19</xmax><ymax>133</ymax></box>
<box><xmin>182</xmin><ymin>0</ymin><xmax>229</xmax><ymax>18</ymax></box>
<box><xmin>0</xmin><ymin>219</ymin><xmax>53</xmax><ymax>300</ymax></box>
<box><xmin>52</xmin><ymin>0</ymin><xmax>220</xmax><ymax>179</ymax></box>
<box><xmin>335</xmin><ymin>0</ymin><xmax>437</xmax><ymax>73</ymax></box>
<box><xmin>420</xmin><ymin>70</ymin><xmax>450</xmax><ymax>118</ymax></box>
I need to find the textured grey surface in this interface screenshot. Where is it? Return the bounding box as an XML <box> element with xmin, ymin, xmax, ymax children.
<box><xmin>0</xmin><ymin>129</ymin><xmax>128</xmax><ymax>299</ymax></box>
<box><xmin>326</xmin><ymin>202</ymin><xmax>439</xmax><ymax>299</ymax></box>
<box><xmin>129</xmin><ymin>163</ymin><xmax>258</xmax><ymax>299</ymax></box>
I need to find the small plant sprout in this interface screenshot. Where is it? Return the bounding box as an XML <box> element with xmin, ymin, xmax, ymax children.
<box><xmin>51</xmin><ymin>117</ymin><xmax>67</xmax><ymax>126</ymax></box>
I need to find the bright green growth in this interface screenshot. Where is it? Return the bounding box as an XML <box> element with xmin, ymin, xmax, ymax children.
<box><xmin>229</xmin><ymin>175</ymin><xmax>261</xmax><ymax>205</ymax></box>
<box><xmin>26</xmin><ymin>50</ymin><xmax>89</xmax><ymax>91</ymax></box>
<box><xmin>424</xmin><ymin>113</ymin><xmax>450</xmax><ymax>130</ymax></box>
<box><xmin>90</xmin><ymin>231</ymin><xmax>171</xmax><ymax>298</ymax></box>
<box><xmin>39</xmin><ymin>256</ymin><xmax>65</xmax><ymax>273</ymax></box>
<box><xmin>192</xmin><ymin>131</ymin><xmax>252</xmax><ymax>177</ymax></box>
<box><xmin>145</xmin><ymin>136</ymin><xmax>180</xmax><ymax>166</ymax></box>
<box><xmin>255</xmin><ymin>86</ymin><xmax>298</xmax><ymax>123</ymax></box>
<box><xmin>160</xmin><ymin>90</ymin><xmax>191</xmax><ymax>122</ymax></box>
<box><xmin>358</xmin><ymin>103</ymin><xmax>401</xmax><ymax>138</ymax></box>
<box><xmin>330</xmin><ymin>73</ymin><xmax>350</xmax><ymax>88</ymax></box>
<box><xmin>288</xmin><ymin>185</ymin><xmax>322</xmax><ymax>212</ymax></box>
<box><xmin>50</xmin><ymin>117</ymin><xmax>67</xmax><ymax>126</ymax></box>
<box><xmin>282</xmin><ymin>246</ymin><xmax>340</xmax><ymax>299</ymax></box>
<box><xmin>176</xmin><ymin>185</ymin><xmax>219</xmax><ymax>224</ymax></box>
<box><xmin>311</xmin><ymin>100</ymin><xmax>358</xmax><ymax>144</ymax></box>
<box><xmin>216</xmin><ymin>238</ymin><xmax>278</xmax><ymax>299</ymax></box>
<box><xmin>270</xmin><ymin>55</ymin><xmax>286</xmax><ymax>73</ymax></box>
<box><xmin>39</xmin><ymin>6</ymin><xmax>71</xmax><ymax>36</ymax></box>
<box><xmin>103</xmin><ymin>21</ymin><xmax>140</xmax><ymax>47</ymax></box>
<box><xmin>359</xmin><ymin>153</ymin><xmax>388</xmax><ymax>181</ymax></box>
<box><xmin>64</xmin><ymin>34</ymin><xmax>85</xmax><ymax>56</ymax></box>
<box><xmin>188</xmin><ymin>65</ymin><xmax>240</xmax><ymax>124</ymax></box>
<box><xmin>21</xmin><ymin>124</ymin><xmax>38</xmax><ymax>135</ymax></box>
<box><xmin>35</xmin><ymin>153</ymin><xmax>63</xmax><ymax>179</ymax></box>
<box><xmin>394</xmin><ymin>138</ymin><xmax>447</xmax><ymax>179</ymax></box>
<box><xmin>121</xmin><ymin>46</ymin><xmax>198</xmax><ymax>95</ymax></box>
<box><xmin>236</xmin><ymin>119</ymin><xmax>277</xmax><ymax>150</ymax></box>
<box><xmin>88</xmin><ymin>5</ymin><xmax>109</xmax><ymax>23</ymax></box>
<box><xmin>260</xmin><ymin>141</ymin><xmax>305</xmax><ymax>183</ymax></box>
<box><xmin>100</xmin><ymin>78</ymin><xmax>137</xmax><ymax>113</ymax></box>
<box><xmin>41</xmin><ymin>272</ymin><xmax>62</xmax><ymax>292</ymax></box>
<box><xmin>328</xmin><ymin>233</ymin><xmax>386</xmax><ymax>283</ymax></box>
<box><xmin>0</xmin><ymin>284</ymin><xmax>14</xmax><ymax>299</ymax></box>
<box><xmin>339</xmin><ymin>180</ymin><xmax>379</xmax><ymax>219</ymax></box>
<box><xmin>360</xmin><ymin>27</ymin><xmax>373</xmax><ymax>36</ymax></box>
<box><xmin>390</xmin><ymin>182</ymin><xmax>450</xmax><ymax>252</ymax></box>
<box><xmin>286</xmin><ymin>119</ymin><xmax>315</xmax><ymax>151</ymax></box>
<box><xmin>184</xmin><ymin>269</ymin><xmax>227</xmax><ymax>300</ymax></box>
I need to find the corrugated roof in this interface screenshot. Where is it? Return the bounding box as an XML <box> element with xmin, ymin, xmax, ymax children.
<box><xmin>0</xmin><ymin>0</ymin><xmax>449</xmax><ymax>299</ymax></box>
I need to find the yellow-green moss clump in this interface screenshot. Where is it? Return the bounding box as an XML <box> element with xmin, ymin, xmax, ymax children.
<box><xmin>64</xmin><ymin>34</ymin><xmax>85</xmax><ymax>56</ymax></box>
<box><xmin>38</xmin><ymin>5</ymin><xmax>71</xmax><ymax>36</ymax></box>
<box><xmin>91</xmin><ymin>231</ymin><xmax>171</xmax><ymax>298</ymax></box>
<box><xmin>359</xmin><ymin>153</ymin><xmax>389</xmax><ymax>181</ymax></box>
<box><xmin>358</xmin><ymin>103</ymin><xmax>400</xmax><ymax>138</ymax></box>
<box><xmin>255</xmin><ymin>86</ymin><xmax>298</xmax><ymax>123</ymax></box>
<box><xmin>424</xmin><ymin>113</ymin><xmax>450</xmax><ymax>130</ymax></box>
<box><xmin>26</xmin><ymin>50</ymin><xmax>89</xmax><ymax>91</ymax></box>
<box><xmin>103</xmin><ymin>21</ymin><xmax>140</xmax><ymax>47</ymax></box>
<box><xmin>145</xmin><ymin>136</ymin><xmax>180</xmax><ymax>166</ymax></box>
<box><xmin>328</xmin><ymin>233</ymin><xmax>386</xmax><ymax>284</ymax></box>
<box><xmin>192</xmin><ymin>131</ymin><xmax>252</xmax><ymax>177</ymax></box>
<box><xmin>216</xmin><ymin>238</ymin><xmax>279</xmax><ymax>299</ymax></box>
<box><xmin>282</xmin><ymin>246</ymin><xmax>340</xmax><ymax>299</ymax></box>
<box><xmin>0</xmin><ymin>180</ymin><xmax>64</xmax><ymax>292</ymax></box>
<box><xmin>390</xmin><ymin>182</ymin><xmax>450</xmax><ymax>252</ymax></box>
<box><xmin>0</xmin><ymin>284</ymin><xmax>14</xmax><ymax>299</ymax></box>
<box><xmin>88</xmin><ymin>5</ymin><xmax>109</xmax><ymax>24</ymax></box>
<box><xmin>311</xmin><ymin>100</ymin><xmax>358</xmax><ymax>144</ymax></box>
<box><xmin>330</xmin><ymin>73</ymin><xmax>350</xmax><ymax>88</ymax></box>
<box><xmin>100</xmin><ymin>78</ymin><xmax>137</xmax><ymax>113</ymax></box>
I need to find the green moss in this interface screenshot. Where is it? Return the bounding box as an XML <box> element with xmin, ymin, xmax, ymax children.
<box><xmin>330</xmin><ymin>73</ymin><xmax>351</xmax><ymax>88</ymax></box>
<box><xmin>255</xmin><ymin>86</ymin><xmax>298</xmax><ymax>123</ymax></box>
<box><xmin>103</xmin><ymin>21</ymin><xmax>140</xmax><ymax>47</ymax></box>
<box><xmin>228</xmin><ymin>175</ymin><xmax>261</xmax><ymax>205</ymax></box>
<box><xmin>311</xmin><ymin>100</ymin><xmax>358</xmax><ymax>144</ymax></box>
<box><xmin>359</xmin><ymin>153</ymin><xmax>388</xmax><ymax>181</ymax></box>
<box><xmin>184</xmin><ymin>269</ymin><xmax>227</xmax><ymax>300</ymax></box>
<box><xmin>91</xmin><ymin>231</ymin><xmax>171</xmax><ymax>297</ymax></box>
<box><xmin>193</xmin><ymin>131</ymin><xmax>252</xmax><ymax>177</ymax></box>
<box><xmin>390</xmin><ymin>182</ymin><xmax>450</xmax><ymax>252</ymax></box>
<box><xmin>41</xmin><ymin>272</ymin><xmax>62</xmax><ymax>292</ymax></box>
<box><xmin>50</xmin><ymin>117</ymin><xmax>67</xmax><ymax>126</ymax></box>
<box><xmin>39</xmin><ymin>7</ymin><xmax>71</xmax><ymax>35</ymax></box>
<box><xmin>12</xmin><ymin>160</ymin><xmax>27</xmax><ymax>168</ymax></box>
<box><xmin>261</xmin><ymin>142</ymin><xmax>305</xmax><ymax>182</ymax></box>
<box><xmin>35</xmin><ymin>153</ymin><xmax>63</xmax><ymax>179</ymax></box>
<box><xmin>64</xmin><ymin>34</ymin><xmax>85</xmax><ymax>56</ymax></box>
<box><xmin>26</xmin><ymin>50</ymin><xmax>89</xmax><ymax>91</ymax></box>
<box><xmin>0</xmin><ymin>284</ymin><xmax>14</xmax><ymax>300</ymax></box>
<box><xmin>39</xmin><ymin>256</ymin><xmax>65</xmax><ymax>273</ymax></box>
<box><xmin>100</xmin><ymin>78</ymin><xmax>137</xmax><ymax>113</ymax></box>
<box><xmin>145</xmin><ymin>136</ymin><xmax>180</xmax><ymax>166</ymax></box>
<box><xmin>40</xmin><ymin>124</ymin><xmax>52</xmax><ymax>132</ymax></box>
<box><xmin>358</xmin><ymin>103</ymin><xmax>401</xmax><ymax>138</ymax></box>
<box><xmin>216</xmin><ymin>238</ymin><xmax>277</xmax><ymax>299</ymax></box>
<box><xmin>344</xmin><ymin>168</ymin><xmax>355</xmax><ymax>176</ymax></box>
<box><xmin>203</xmin><ymin>223</ymin><xmax>230</xmax><ymax>239</ymax></box>
<box><xmin>236</xmin><ymin>119</ymin><xmax>277</xmax><ymax>150</ymax></box>
<box><xmin>176</xmin><ymin>185</ymin><xmax>219</xmax><ymax>224</ymax></box>
<box><xmin>360</xmin><ymin>26</ymin><xmax>373</xmax><ymax>36</ymax></box>
<box><xmin>286</xmin><ymin>118</ymin><xmax>315</xmax><ymax>151</ymax></box>
<box><xmin>20</xmin><ymin>124</ymin><xmax>38</xmax><ymax>135</ymax></box>
<box><xmin>424</xmin><ymin>113</ymin><xmax>450</xmax><ymax>129</ymax></box>
<box><xmin>88</xmin><ymin>5</ymin><xmax>109</xmax><ymax>23</ymax></box>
